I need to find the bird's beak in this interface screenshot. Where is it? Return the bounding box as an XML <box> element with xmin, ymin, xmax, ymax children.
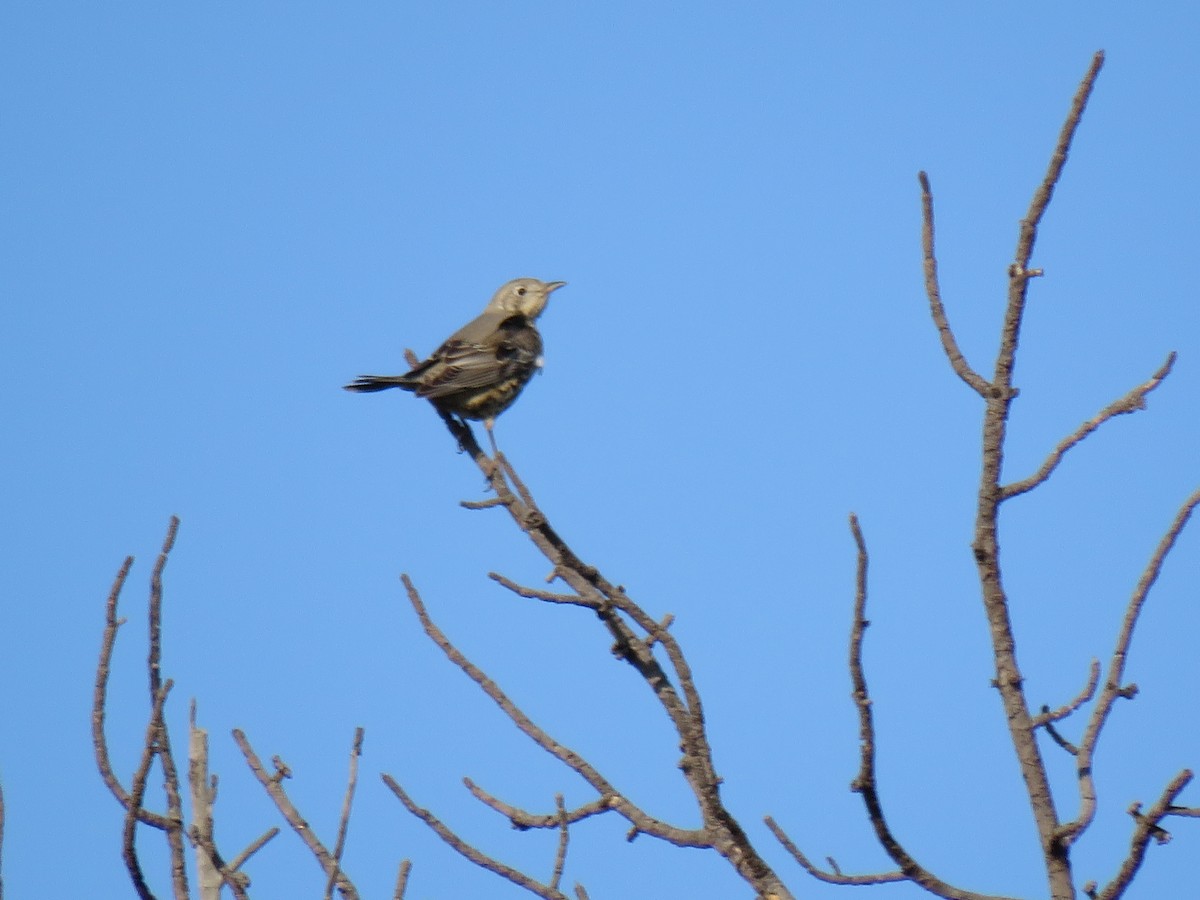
<box><xmin>546</xmin><ymin>281</ymin><xmax>567</xmax><ymax>293</ymax></box>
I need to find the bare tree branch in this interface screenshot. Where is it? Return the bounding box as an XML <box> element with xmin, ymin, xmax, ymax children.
<box><xmin>324</xmin><ymin>728</ymin><xmax>365</xmax><ymax>900</ymax></box>
<box><xmin>147</xmin><ymin>516</ymin><xmax>179</xmax><ymax>700</ymax></box>
<box><xmin>122</xmin><ymin>679</ymin><xmax>175</xmax><ymax>900</ymax></box>
<box><xmin>549</xmin><ymin>794</ymin><xmax>570</xmax><ymax>892</ymax></box>
<box><xmin>227</xmin><ymin>827</ymin><xmax>280</xmax><ymax>872</ymax></box>
<box><xmin>392</xmin><ymin>859</ymin><xmax>412</xmax><ymax>900</ymax></box>
<box><xmin>1002</xmin><ymin>353</ymin><xmax>1176</xmax><ymax>500</ymax></box>
<box><xmin>1058</xmin><ymin>488</ymin><xmax>1200</xmax><ymax>848</ymax></box>
<box><xmin>846</xmin><ymin>516</ymin><xmax>1015</xmax><ymax>900</ymax></box>
<box><xmin>959</xmin><ymin>52</ymin><xmax>1105</xmax><ymax>900</ymax></box>
<box><xmin>1095</xmin><ymin>769</ymin><xmax>1195</xmax><ymax>900</ymax></box>
<box><xmin>1032</xmin><ymin>659</ymin><xmax>1101</xmax><ymax>729</ymax></box>
<box><xmin>918</xmin><ymin>170</ymin><xmax>991</xmax><ymax>397</ymax></box>
<box><xmin>93</xmin><ymin>555</ymin><xmax>170</xmax><ymax>829</ymax></box>
<box><xmin>95</xmin><ymin>520</ymin><xmax>198</xmax><ymax>900</ymax></box>
<box><xmin>395</xmin><ymin>575</ymin><xmax>707</xmax><ymax>849</ymax></box>
<box><xmin>488</xmin><ymin>572</ymin><xmax>598</xmax><ymax>608</ymax></box>
<box><xmin>232</xmin><ymin>728</ymin><xmax>361</xmax><ymax>900</ymax></box>
<box><xmin>764</xmin><ymin>816</ymin><xmax>905</xmax><ymax>886</ymax></box>
<box><xmin>770</xmin><ymin>517</ymin><xmax>1019</xmax><ymax>899</ymax></box>
<box><xmin>145</xmin><ymin>518</ymin><xmax>190</xmax><ymax>899</ymax></box>
<box><xmin>383</xmin><ymin>775</ymin><xmax>570</xmax><ymax>900</ymax></box>
<box><xmin>189</xmin><ymin>702</ymin><xmax>257</xmax><ymax>900</ymax></box>
<box><xmin>464</xmin><ymin>778</ymin><xmax>611</xmax><ymax>830</ymax></box>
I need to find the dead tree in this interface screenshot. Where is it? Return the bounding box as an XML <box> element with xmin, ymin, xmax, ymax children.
<box><xmin>381</xmin><ymin>51</ymin><xmax>1197</xmax><ymax>900</ymax></box>
<box><xmin>89</xmin><ymin>51</ymin><xmax>1195</xmax><ymax>899</ymax></box>
<box><xmin>92</xmin><ymin>517</ymin><xmax>384</xmax><ymax>899</ymax></box>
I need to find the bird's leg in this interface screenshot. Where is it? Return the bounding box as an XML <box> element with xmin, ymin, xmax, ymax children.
<box><xmin>484</xmin><ymin>417</ymin><xmax>500</xmax><ymax>458</ymax></box>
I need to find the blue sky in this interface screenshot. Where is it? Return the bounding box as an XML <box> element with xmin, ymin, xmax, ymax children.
<box><xmin>2</xmin><ymin>4</ymin><xmax>1197</xmax><ymax>898</ymax></box>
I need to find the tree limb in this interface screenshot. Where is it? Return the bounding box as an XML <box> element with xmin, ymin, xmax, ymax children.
<box><xmin>918</xmin><ymin>170</ymin><xmax>991</xmax><ymax>397</ymax></box>
<box><xmin>382</xmin><ymin>775</ymin><xmax>570</xmax><ymax>900</ymax></box>
<box><xmin>1095</xmin><ymin>769</ymin><xmax>1195</xmax><ymax>900</ymax></box>
<box><xmin>1001</xmin><ymin>353</ymin><xmax>1175</xmax><ymax>501</ymax></box>
<box><xmin>1058</xmin><ymin>488</ymin><xmax>1200</xmax><ymax>848</ymax></box>
<box><xmin>232</xmin><ymin>729</ymin><xmax>361</xmax><ymax>900</ymax></box>
<box><xmin>1032</xmin><ymin>659</ymin><xmax>1101</xmax><ymax>729</ymax></box>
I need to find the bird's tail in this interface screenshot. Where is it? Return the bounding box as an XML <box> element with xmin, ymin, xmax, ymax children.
<box><xmin>343</xmin><ymin>374</ymin><xmax>418</xmax><ymax>393</ymax></box>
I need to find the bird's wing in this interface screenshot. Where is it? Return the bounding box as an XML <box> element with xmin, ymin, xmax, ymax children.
<box><xmin>415</xmin><ymin>315</ymin><xmax>542</xmax><ymax>399</ymax></box>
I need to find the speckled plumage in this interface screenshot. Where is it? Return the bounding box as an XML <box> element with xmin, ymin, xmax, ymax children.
<box><xmin>344</xmin><ymin>278</ymin><xmax>566</xmax><ymax>429</ymax></box>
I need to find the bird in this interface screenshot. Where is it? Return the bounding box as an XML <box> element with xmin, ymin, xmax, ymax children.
<box><xmin>344</xmin><ymin>277</ymin><xmax>566</xmax><ymax>448</ymax></box>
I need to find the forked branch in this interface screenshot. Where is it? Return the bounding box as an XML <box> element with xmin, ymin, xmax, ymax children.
<box><xmin>385</xmin><ymin>414</ymin><xmax>795</xmax><ymax>897</ymax></box>
<box><xmin>771</xmin><ymin>517</ymin><xmax>1017</xmax><ymax>900</ymax></box>
<box><xmin>1002</xmin><ymin>353</ymin><xmax>1176</xmax><ymax>500</ymax></box>
<box><xmin>232</xmin><ymin>728</ymin><xmax>362</xmax><ymax>900</ymax></box>
<box><xmin>1058</xmin><ymin>488</ymin><xmax>1200</xmax><ymax>850</ymax></box>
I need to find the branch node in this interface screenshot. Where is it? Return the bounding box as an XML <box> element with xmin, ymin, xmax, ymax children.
<box><xmin>270</xmin><ymin>756</ymin><xmax>292</xmax><ymax>783</ymax></box>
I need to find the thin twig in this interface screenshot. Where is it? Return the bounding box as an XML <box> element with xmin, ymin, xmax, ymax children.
<box><xmin>1042</xmin><ymin>717</ymin><xmax>1080</xmax><ymax>757</ymax></box>
<box><xmin>1095</xmin><ymin>770</ymin><xmax>1195</xmax><ymax>900</ymax></box>
<box><xmin>1013</xmin><ymin>50</ymin><xmax>1105</xmax><ymax>272</ymax></box>
<box><xmin>232</xmin><ymin>729</ymin><xmax>361</xmax><ymax>900</ymax></box>
<box><xmin>228</xmin><ymin>828</ymin><xmax>280</xmax><ymax>871</ymax></box>
<box><xmin>843</xmin><ymin>516</ymin><xmax>1013</xmax><ymax>900</ymax></box>
<box><xmin>1032</xmin><ymin>659</ymin><xmax>1101</xmax><ymax>728</ymax></box>
<box><xmin>918</xmin><ymin>171</ymin><xmax>991</xmax><ymax>397</ymax></box>
<box><xmin>382</xmin><ymin>775</ymin><xmax>569</xmax><ymax>900</ymax></box>
<box><xmin>549</xmin><ymin>794</ymin><xmax>570</xmax><ymax>891</ymax></box>
<box><xmin>147</xmin><ymin>516</ymin><xmax>179</xmax><ymax>700</ymax></box>
<box><xmin>392</xmin><ymin>860</ymin><xmax>413</xmax><ymax>900</ymax></box>
<box><xmin>1002</xmin><ymin>353</ymin><xmax>1175</xmax><ymax>500</ymax></box>
<box><xmin>324</xmin><ymin>728</ymin><xmax>365</xmax><ymax>900</ymax></box>
<box><xmin>146</xmin><ymin>518</ymin><xmax>188</xmax><ymax>900</ymax></box>
<box><xmin>93</xmin><ymin>556</ymin><xmax>169</xmax><ymax>828</ymax></box>
<box><xmin>122</xmin><ymin>680</ymin><xmax>174</xmax><ymax>900</ymax></box>
<box><xmin>488</xmin><ymin>572</ymin><xmax>596</xmax><ymax>608</ymax></box>
<box><xmin>398</xmin><ymin>575</ymin><xmax>706</xmax><ymax>848</ymax></box>
<box><xmin>1059</xmin><ymin>488</ymin><xmax>1200</xmax><ymax>848</ymax></box>
<box><xmin>765</xmin><ymin>817</ymin><xmax>905</xmax><ymax>885</ymax></box>
<box><xmin>464</xmin><ymin>778</ymin><xmax>611</xmax><ymax>829</ymax></box>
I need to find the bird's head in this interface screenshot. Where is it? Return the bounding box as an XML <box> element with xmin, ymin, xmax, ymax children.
<box><xmin>486</xmin><ymin>278</ymin><xmax>567</xmax><ymax>319</ymax></box>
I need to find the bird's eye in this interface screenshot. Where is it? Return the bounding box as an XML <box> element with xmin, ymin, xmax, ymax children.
<box><xmin>516</xmin><ymin>287</ymin><xmax>527</xmax><ymax>296</ymax></box>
